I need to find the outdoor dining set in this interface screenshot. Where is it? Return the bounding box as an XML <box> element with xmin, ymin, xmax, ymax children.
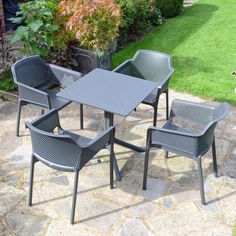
<box><xmin>11</xmin><ymin>50</ymin><xmax>229</xmax><ymax>224</ymax></box>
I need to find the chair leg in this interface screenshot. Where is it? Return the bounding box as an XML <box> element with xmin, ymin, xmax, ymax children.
<box><xmin>110</xmin><ymin>146</ymin><xmax>114</xmax><ymax>189</ymax></box>
<box><xmin>166</xmin><ymin>89</ymin><xmax>169</xmax><ymax>120</ymax></box>
<box><xmin>71</xmin><ymin>171</ymin><xmax>79</xmax><ymax>224</ymax></box>
<box><xmin>196</xmin><ymin>157</ymin><xmax>206</xmax><ymax>205</ymax></box>
<box><xmin>153</xmin><ymin>99</ymin><xmax>159</xmax><ymax>127</ymax></box>
<box><xmin>165</xmin><ymin>151</ymin><xmax>169</xmax><ymax>159</ymax></box>
<box><xmin>212</xmin><ymin>138</ymin><xmax>218</xmax><ymax>177</ymax></box>
<box><xmin>80</xmin><ymin>104</ymin><xmax>84</xmax><ymax>130</ymax></box>
<box><xmin>28</xmin><ymin>154</ymin><xmax>37</xmax><ymax>206</ymax></box>
<box><xmin>142</xmin><ymin>145</ymin><xmax>151</xmax><ymax>190</ymax></box>
<box><xmin>16</xmin><ymin>100</ymin><xmax>23</xmax><ymax>137</ymax></box>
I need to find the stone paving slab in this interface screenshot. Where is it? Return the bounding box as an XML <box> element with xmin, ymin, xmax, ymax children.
<box><xmin>0</xmin><ymin>90</ymin><xmax>236</xmax><ymax>235</ymax></box>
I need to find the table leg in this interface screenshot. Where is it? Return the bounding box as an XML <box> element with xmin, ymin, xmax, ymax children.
<box><xmin>114</xmin><ymin>138</ymin><xmax>145</xmax><ymax>152</ymax></box>
<box><xmin>105</xmin><ymin>113</ymin><xmax>145</xmax><ymax>152</ymax></box>
<box><xmin>104</xmin><ymin>112</ymin><xmax>122</xmax><ymax>181</ymax></box>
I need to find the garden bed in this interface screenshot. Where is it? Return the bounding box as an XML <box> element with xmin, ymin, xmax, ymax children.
<box><xmin>0</xmin><ymin>71</ymin><xmax>18</xmax><ymax>102</ymax></box>
<box><xmin>0</xmin><ymin>71</ymin><xmax>17</xmax><ymax>92</ymax></box>
<box><xmin>0</xmin><ymin>89</ymin><xmax>18</xmax><ymax>102</ymax></box>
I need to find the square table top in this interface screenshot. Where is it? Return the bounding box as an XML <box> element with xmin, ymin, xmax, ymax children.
<box><xmin>57</xmin><ymin>68</ymin><xmax>158</xmax><ymax>116</ymax></box>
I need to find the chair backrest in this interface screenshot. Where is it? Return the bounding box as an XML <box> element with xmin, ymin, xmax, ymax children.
<box><xmin>48</xmin><ymin>64</ymin><xmax>82</xmax><ymax>87</ymax></box>
<box><xmin>30</xmin><ymin>109</ymin><xmax>61</xmax><ymax>133</ymax></box>
<box><xmin>26</xmin><ymin>111</ymin><xmax>81</xmax><ymax>172</ymax></box>
<box><xmin>11</xmin><ymin>56</ymin><xmax>56</xmax><ymax>88</ymax></box>
<box><xmin>197</xmin><ymin>102</ymin><xmax>229</xmax><ymax>156</ymax></box>
<box><xmin>132</xmin><ymin>50</ymin><xmax>174</xmax><ymax>83</ymax></box>
<box><xmin>171</xmin><ymin>100</ymin><xmax>229</xmax><ymax>125</ymax></box>
<box><xmin>212</xmin><ymin>102</ymin><xmax>229</xmax><ymax>122</ymax></box>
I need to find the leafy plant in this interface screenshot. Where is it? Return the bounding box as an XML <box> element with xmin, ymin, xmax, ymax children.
<box><xmin>0</xmin><ymin>70</ymin><xmax>17</xmax><ymax>92</ymax></box>
<box><xmin>115</xmin><ymin>0</ymin><xmax>136</xmax><ymax>43</ymax></box>
<box><xmin>11</xmin><ymin>0</ymin><xmax>59</xmax><ymax>57</ymax></box>
<box><xmin>115</xmin><ymin>0</ymin><xmax>162</xmax><ymax>45</ymax></box>
<box><xmin>149</xmin><ymin>0</ymin><xmax>162</xmax><ymax>26</ymax></box>
<box><xmin>156</xmin><ymin>0</ymin><xmax>184</xmax><ymax>18</ymax></box>
<box><xmin>57</xmin><ymin>0</ymin><xmax>121</xmax><ymax>52</ymax></box>
<box><xmin>131</xmin><ymin>0</ymin><xmax>161</xmax><ymax>32</ymax></box>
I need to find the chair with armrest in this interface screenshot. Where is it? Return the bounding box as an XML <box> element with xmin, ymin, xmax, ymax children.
<box><xmin>11</xmin><ymin>55</ymin><xmax>84</xmax><ymax>136</ymax></box>
<box><xmin>26</xmin><ymin>109</ymin><xmax>115</xmax><ymax>224</ymax></box>
<box><xmin>113</xmin><ymin>50</ymin><xmax>174</xmax><ymax>126</ymax></box>
<box><xmin>142</xmin><ymin>99</ymin><xmax>229</xmax><ymax>205</ymax></box>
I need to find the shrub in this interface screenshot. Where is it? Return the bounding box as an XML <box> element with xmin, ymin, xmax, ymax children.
<box><xmin>132</xmin><ymin>0</ymin><xmax>162</xmax><ymax>31</ymax></box>
<box><xmin>11</xmin><ymin>0</ymin><xmax>59</xmax><ymax>57</ymax></box>
<box><xmin>131</xmin><ymin>0</ymin><xmax>154</xmax><ymax>32</ymax></box>
<box><xmin>116</xmin><ymin>0</ymin><xmax>162</xmax><ymax>45</ymax></box>
<box><xmin>148</xmin><ymin>0</ymin><xmax>162</xmax><ymax>26</ymax></box>
<box><xmin>115</xmin><ymin>0</ymin><xmax>136</xmax><ymax>43</ymax></box>
<box><xmin>57</xmin><ymin>0</ymin><xmax>121</xmax><ymax>52</ymax></box>
<box><xmin>156</xmin><ymin>0</ymin><xmax>184</xmax><ymax>18</ymax></box>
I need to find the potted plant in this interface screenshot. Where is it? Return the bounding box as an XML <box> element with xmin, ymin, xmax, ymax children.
<box><xmin>54</xmin><ymin>0</ymin><xmax>121</xmax><ymax>74</ymax></box>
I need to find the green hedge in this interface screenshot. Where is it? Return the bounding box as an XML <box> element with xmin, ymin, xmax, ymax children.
<box><xmin>116</xmin><ymin>0</ymin><xmax>162</xmax><ymax>45</ymax></box>
<box><xmin>157</xmin><ymin>0</ymin><xmax>184</xmax><ymax>18</ymax></box>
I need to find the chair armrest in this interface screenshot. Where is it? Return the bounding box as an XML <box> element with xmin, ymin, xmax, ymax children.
<box><xmin>157</xmin><ymin>68</ymin><xmax>174</xmax><ymax>93</ymax></box>
<box><xmin>76</xmin><ymin>127</ymin><xmax>115</xmax><ymax>171</ymax></box>
<box><xmin>17</xmin><ymin>82</ymin><xmax>50</xmax><ymax>108</ymax></box>
<box><xmin>113</xmin><ymin>59</ymin><xmax>132</xmax><ymax>72</ymax></box>
<box><xmin>83</xmin><ymin>126</ymin><xmax>115</xmax><ymax>149</ymax></box>
<box><xmin>113</xmin><ymin>59</ymin><xmax>146</xmax><ymax>80</ymax></box>
<box><xmin>148</xmin><ymin>126</ymin><xmax>200</xmax><ymax>138</ymax></box>
<box><xmin>147</xmin><ymin>126</ymin><xmax>200</xmax><ymax>157</ymax></box>
<box><xmin>170</xmin><ymin>99</ymin><xmax>216</xmax><ymax>125</ymax></box>
<box><xmin>48</xmin><ymin>64</ymin><xmax>82</xmax><ymax>87</ymax></box>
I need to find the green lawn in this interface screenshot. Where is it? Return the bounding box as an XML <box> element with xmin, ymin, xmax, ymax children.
<box><xmin>113</xmin><ymin>0</ymin><xmax>236</xmax><ymax>104</ymax></box>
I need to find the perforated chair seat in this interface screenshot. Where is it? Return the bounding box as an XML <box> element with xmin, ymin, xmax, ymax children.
<box><xmin>60</xmin><ymin>130</ymin><xmax>92</xmax><ymax>147</ymax></box>
<box><xmin>163</xmin><ymin>121</ymin><xmax>198</xmax><ymax>134</ymax></box>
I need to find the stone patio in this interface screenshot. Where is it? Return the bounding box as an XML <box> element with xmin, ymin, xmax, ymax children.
<box><xmin>0</xmin><ymin>90</ymin><xmax>236</xmax><ymax>235</ymax></box>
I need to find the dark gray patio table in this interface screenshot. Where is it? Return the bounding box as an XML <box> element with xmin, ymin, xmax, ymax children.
<box><xmin>57</xmin><ymin>68</ymin><xmax>158</xmax><ymax>180</ymax></box>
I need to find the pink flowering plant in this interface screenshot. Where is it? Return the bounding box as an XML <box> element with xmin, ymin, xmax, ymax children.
<box><xmin>116</xmin><ymin>0</ymin><xmax>162</xmax><ymax>45</ymax></box>
<box><xmin>148</xmin><ymin>0</ymin><xmax>162</xmax><ymax>26</ymax></box>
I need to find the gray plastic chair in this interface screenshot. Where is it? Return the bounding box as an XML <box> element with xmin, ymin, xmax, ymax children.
<box><xmin>142</xmin><ymin>99</ymin><xmax>229</xmax><ymax>205</ymax></box>
<box><xmin>26</xmin><ymin>109</ymin><xmax>115</xmax><ymax>224</ymax></box>
<box><xmin>113</xmin><ymin>50</ymin><xmax>174</xmax><ymax>126</ymax></box>
<box><xmin>11</xmin><ymin>55</ymin><xmax>84</xmax><ymax>136</ymax></box>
